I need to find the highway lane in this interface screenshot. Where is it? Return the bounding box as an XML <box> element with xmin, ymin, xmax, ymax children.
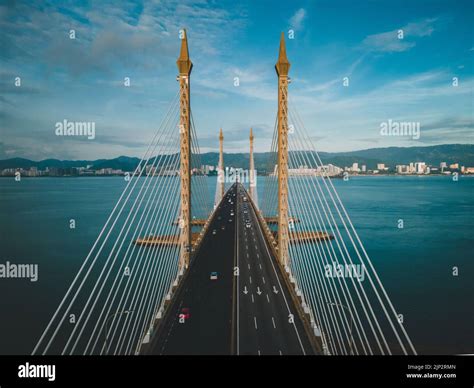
<box><xmin>236</xmin><ymin>183</ymin><xmax>313</xmax><ymax>355</ymax></box>
<box><xmin>150</xmin><ymin>184</ymin><xmax>239</xmax><ymax>354</ymax></box>
<box><xmin>149</xmin><ymin>182</ymin><xmax>314</xmax><ymax>355</ymax></box>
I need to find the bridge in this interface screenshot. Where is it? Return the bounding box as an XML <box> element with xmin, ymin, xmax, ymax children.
<box><xmin>32</xmin><ymin>30</ymin><xmax>417</xmax><ymax>356</ymax></box>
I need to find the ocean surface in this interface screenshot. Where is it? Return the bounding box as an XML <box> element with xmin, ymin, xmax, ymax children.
<box><xmin>0</xmin><ymin>175</ymin><xmax>473</xmax><ymax>354</ymax></box>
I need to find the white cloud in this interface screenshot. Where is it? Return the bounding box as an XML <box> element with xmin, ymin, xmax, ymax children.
<box><xmin>288</xmin><ymin>70</ymin><xmax>474</xmax><ymax>152</ymax></box>
<box><xmin>361</xmin><ymin>18</ymin><xmax>437</xmax><ymax>53</ymax></box>
<box><xmin>289</xmin><ymin>8</ymin><xmax>306</xmax><ymax>31</ymax></box>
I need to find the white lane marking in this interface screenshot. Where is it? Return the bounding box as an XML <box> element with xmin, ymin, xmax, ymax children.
<box><xmin>254</xmin><ymin>204</ymin><xmax>307</xmax><ymax>355</ymax></box>
<box><xmin>258</xmin><ymin>350</ymin><xmax>261</xmax><ymax>356</ymax></box>
<box><xmin>254</xmin><ymin>244</ymin><xmax>258</xmax><ymax>249</ymax></box>
<box><xmin>249</xmin><ymin>276</ymin><xmax>252</xmax><ymax>284</ymax></box>
<box><xmin>248</xmin><ymin>263</ymin><xmax>250</xmax><ymax>269</ymax></box>
<box><xmin>259</xmin><ymin>264</ymin><xmax>262</xmax><ymax>270</ymax></box>
<box><xmin>247</xmin><ymin>253</ymin><xmax>249</xmax><ymax>259</ymax></box>
<box><xmin>266</xmin><ymin>294</ymin><xmax>270</xmax><ymax>303</ymax></box>
<box><xmin>236</xmin><ymin>186</ymin><xmax>240</xmax><ymax>356</ymax></box>
<box><xmin>279</xmin><ymin>350</ymin><xmax>283</xmax><ymax>356</ymax></box>
<box><xmin>257</xmin><ymin>254</ymin><xmax>260</xmax><ymax>259</ymax></box>
<box><xmin>251</xmin><ymin>294</ymin><xmax>254</xmax><ymax>303</ymax></box>
<box><xmin>272</xmin><ymin>317</ymin><xmax>276</xmax><ymax>329</ymax></box>
<box><xmin>262</xmin><ymin>277</ymin><xmax>265</xmax><ymax>284</ymax></box>
<box><xmin>254</xmin><ymin>317</ymin><xmax>258</xmax><ymax>330</ymax></box>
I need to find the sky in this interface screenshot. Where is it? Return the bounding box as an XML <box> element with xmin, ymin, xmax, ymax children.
<box><xmin>0</xmin><ymin>0</ymin><xmax>473</xmax><ymax>160</ymax></box>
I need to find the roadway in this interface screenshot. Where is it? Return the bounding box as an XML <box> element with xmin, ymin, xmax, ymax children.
<box><xmin>236</xmin><ymin>183</ymin><xmax>312</xmax><ymax>355</ymax></box>
<box><xmin>148</xmin><ymin>182</ymin><xmax>313</xmax><ymax>355</ymax></box>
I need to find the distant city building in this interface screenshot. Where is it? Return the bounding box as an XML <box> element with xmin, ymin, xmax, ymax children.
<box><xmin>449</xmin><ymin>163</ymin><xmax>459</xmax><ymax>170</ymax></box>
<box><xmin>320</xmin><ymin>164</ymin><xmax>343</xmax><ymax>176</ymax></box>
<box><xmin>145</xmin><ymin>165</ymin><xmax>157</xmax><ymax>176</ymax></box>
<box><xmin>396</xmin><ymin>165</ymin><xmax>408</xmax><ymax>174</ymax></box>
<box><xmin>273</xmin><ymin>164</ymin><xmax>342</xmax><ymax>177</ymax></box>
<box><xmin>415</xmin><ymin>162</ymin><xmax>426</xmax><ymax>174</ymax></box>
<box><xmin>361</xmin><ymin>165</ymin><xmax>366</xmax><ymax>173</ymax></box>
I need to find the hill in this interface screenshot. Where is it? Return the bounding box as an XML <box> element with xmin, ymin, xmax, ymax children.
<box><xmin>1</xmin><ymin>144</ymin><xmax>472</xmax><ymax>172</ymax></box>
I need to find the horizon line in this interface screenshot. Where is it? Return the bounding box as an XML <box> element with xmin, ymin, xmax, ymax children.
<box><xmin>2</xmin><ymin>143</ymin><xmax>472</xmax><ymax>163</ymax></box>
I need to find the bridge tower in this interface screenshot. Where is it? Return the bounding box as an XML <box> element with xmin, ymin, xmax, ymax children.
<box><xmin>249</xmin><ymin>128</ymin><xmax>256</xmax><ymax>201</ymax></box>
<box><xmin>218</xmin><ymin>128</ymin><xmax>225</xmax><ymax>199</ymax></box>
<box><xmin>275</xmin><ymin>32</ymin><xmax>290</xmax><ymax>269</ymax></box>
<box><xmin>177</xmin><ymin>29</ymin><xmax>193</xmax><ymax>270</ymax></box>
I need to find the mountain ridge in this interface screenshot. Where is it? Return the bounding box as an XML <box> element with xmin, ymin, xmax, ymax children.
<box><xmin>1</xmin><ymin>144</ymin><xmax>473</xmax><ymax>172</ymax></box>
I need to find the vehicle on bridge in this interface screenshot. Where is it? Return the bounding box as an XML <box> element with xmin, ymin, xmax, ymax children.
<box><xmin>179</xmin><ymin>307</ymin><xmax>190</xmax><ymax>321</ymax></box>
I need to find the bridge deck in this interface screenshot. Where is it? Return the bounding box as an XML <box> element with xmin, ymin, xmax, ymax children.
<box><xmin>147</xmin><ymin>183</ymin><xmax>315</xmax><ymax>355</ymax></box>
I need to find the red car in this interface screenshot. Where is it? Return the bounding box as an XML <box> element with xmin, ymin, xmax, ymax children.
<box><xmin>179</xmin><ymin>307</ymin><xmax>190</xmax><ymax>320</ymax></box>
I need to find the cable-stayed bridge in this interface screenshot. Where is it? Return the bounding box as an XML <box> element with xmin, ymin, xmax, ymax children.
<box><xmin>32</xmin><ymin>30</ymin><xmax>416</xmax><ymax>356</ymax></box>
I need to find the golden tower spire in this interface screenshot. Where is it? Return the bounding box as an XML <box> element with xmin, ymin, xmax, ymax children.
<box><xmin>249</xmin><ymin>128</ymin><xmax>255</xmax><ymax>201</ymax></box>
<box><xmin>177</xmin><ymin>29</ymin><xmax>192</xmax><ymax>270</ymax></box>
<box><xmin>275</xmin><ymin>32</ymin><xmax>290</xmax><ymax>268</ymax></box>
<box><xmin>218</xmin><ymin>128</ymin><xmax>225</xmax><ymax>200</ymax></box>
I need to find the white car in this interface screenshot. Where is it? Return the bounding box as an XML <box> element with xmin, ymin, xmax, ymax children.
<box><xmin>210</xmin><ymin>272</ymin><xmax>218</xmax><ymax>280</ymax></box>
<box><xmin>212</xmin><ymin>229</ymin><xmax>217</xmax><ymax>235</ymax></box>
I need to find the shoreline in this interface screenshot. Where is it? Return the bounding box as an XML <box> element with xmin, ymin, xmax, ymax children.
<box><xmin>1</xmin><ymin>174</ymin><xmax>473</xmax><ymax>179</ymax></box>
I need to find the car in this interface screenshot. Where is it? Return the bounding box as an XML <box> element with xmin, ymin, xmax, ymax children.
<box><xmin>212</xmin><ymin>229</ymin><xmax>217</xmax><ymax>235</ymax></box>
<box><xmin>179</xmin><ymin>307</ymin><xmax>190</xmax><ymax>320</ymax></box>
<box><xmin>210</xmin><ymin>272</ymin><xmax>218</xmax><ymax>280</ymax></box>
<box><xmin>246</xmin><ymin>224</ymin><xmax>251</xmax><ymax>229</ymax></box>
<box><xmin>221</xmin><ymin>226</ymin><xmax>225</xmax><ymax>230</ymax></box>
<box><xmin>229</xmin><ymin>219</ymin><xmax>233</xmax><ymax>223</ymax></box>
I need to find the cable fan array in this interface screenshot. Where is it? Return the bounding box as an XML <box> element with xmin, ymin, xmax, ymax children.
<box><xmin>261</xmin><ymin>99</ymin><xmax>416</xmax><ymax>355</ymax></box>
<box><xmin>33</xmin><ymin>90</ymin><xmax>211</xmax><ymax>355</ymax></box>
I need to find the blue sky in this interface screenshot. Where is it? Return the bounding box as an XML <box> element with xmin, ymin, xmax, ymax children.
<box><xmin>1</xmin><ymin>0</ymin><xmax>473</xmax><ymax>160</ymax></box>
